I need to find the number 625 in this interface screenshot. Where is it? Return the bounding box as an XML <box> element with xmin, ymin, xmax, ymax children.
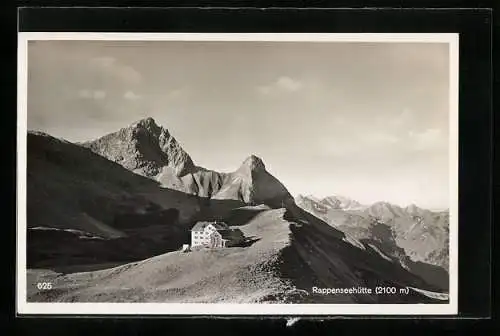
<box><xmin>36</xmin><ymin>282</ymin><xmax>52</xmax><ymax>290</ymax></box>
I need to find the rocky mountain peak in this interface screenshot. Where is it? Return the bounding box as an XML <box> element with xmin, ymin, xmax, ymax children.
<box><xmin>129</xmin><ymin>117</ymin><xmax>169</xmax><ymax>140</ymax></box>
<box><xmin>239</xmin><ymin>155</ymin><xmax>266</xmax><ymax>173</ymax></box>
<box><xmin>133</xmin><ymin>116</ymin><xmax>159</xmax><ymax>129</ymax></box>
<box><xmin>370</xmin><ymin>201</ymin><xmax>396</xmax><ymax>210</ymax></box>
<box><xmin>210</xmin><ymin>154</ymin><xmax>292</xmax><ymax>207</ymax></box>
<box><xmin>82</xmin><ymin>119</ymin><xmax>292</xmax><ymax>207</ymax></box>
<box><xmin>405</xmin><ymin>203</ymin><xmax>420</xmax><ymax>214</ymax></box>
<box><xmin>83</xmin><ymin>117</ymin><xmax>194</xmax><ymax>177</ymax></box>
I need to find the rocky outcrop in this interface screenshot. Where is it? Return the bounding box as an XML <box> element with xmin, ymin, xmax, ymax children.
<box><xmin>84</xmin><ymin>118</ymin><xmax>293</xmax><ymax>208</ymax></box>
<box><xmin>212</xmin><ymin>155</ymin><xmax>293</xmax><ymax>206</ymax></box>
<box><xmin>82</xmin><ymin>117</ymin><xmax>195</xmax><ymax>178</ymax></box>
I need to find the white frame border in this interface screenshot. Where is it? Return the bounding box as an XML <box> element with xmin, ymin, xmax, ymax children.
<box><xmin>17</xmin><ymin>32</ymin><xmax>459</xmax><ymax>316</ymax></box>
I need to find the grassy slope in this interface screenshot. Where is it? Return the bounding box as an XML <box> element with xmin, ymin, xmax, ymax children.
<box><xmin>28</xmin><ymin>206</ymin><xmax>446</xmax><ymax>304</ymax></box>
<box><xmin>28</xmin><ymin>209</ymin><xmax>294</xmax><ymax>303</ymax></box>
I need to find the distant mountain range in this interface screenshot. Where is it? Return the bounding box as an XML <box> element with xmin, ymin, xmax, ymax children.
<box><xmin>295</xmin><ymin>194</ymin><xmax>449</xmax><ymax>289</ymax></box>
<box><xmin>299</xmin><ymin>194</ymin><xmax>366</xmax><ymax>211</ymax></box>
<box><xmin>26</xmin><ymin>117</ymin><xmax>450</xmax><ymax>303</ymax></box>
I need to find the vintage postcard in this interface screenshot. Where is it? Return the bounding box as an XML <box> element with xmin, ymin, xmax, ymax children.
<box><xmin>17</xmin><ymin>33</ymin><xmax>458</xmax><ymax>315</ymax></box>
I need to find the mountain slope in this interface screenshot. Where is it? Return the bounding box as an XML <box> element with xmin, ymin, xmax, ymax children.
<box><xmin>27</xmin><ymin>131</ymin><xmax>205</xmax><ymax>268</ymax></box>
<box><xmin>27</xmin><ymin>123</ymin><xmax>448</xmax><ymax>303</ymax></box>
<box><xmin>84</xmin><ymin>118</ymin><xmax>293</xmax><ymax>207</ymax></box>
<box><xmin>321</xmin><ymin>195</ymin><xmax>366</xmax><ymax>211</ymax></box>
<box><xmin>28</xmin><ymin>205</ymin><xmax>446</xmax><ymax>304</ymax></box>
<box><xmin>295</xmin><ymin>195</ymin><xmax>449</xmax><ymax>290</ymax></box>
<box><xmin>82</xmin><ymin>117</ymin><xmax>195</xmax><ymax>177</ymax></box>
<box><xmin>212</xmin><ymin>155</ymin><xmax>293</xmax><ymax>206</ymax></box>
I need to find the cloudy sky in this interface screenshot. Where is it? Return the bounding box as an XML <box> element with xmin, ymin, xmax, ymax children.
<box><xmin>27</xmin><ymin>40</ymin><xmax>451</xmax><ymax>209</ymax></box>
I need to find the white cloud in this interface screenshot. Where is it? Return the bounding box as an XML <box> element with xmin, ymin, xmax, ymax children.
<box><xmin>93</xmin><ymin>90</ymin><xmax>106</xmax><ymax>99</ymax></box>
<box><xmin>409</xmin><ymin>128</ymin><xmax>445</xmax><ymax>150</ymax></box>
<box><xmin>167</xmin><ymin>89</ymin><xmax>183</xmax><ymax>99</ymax></box>
<box><xmin>390</xmin><ymin>108</ymin><xmax>414</xmax><ymax>127</ymax></box>
<box><xmin>123</xmin><ymin>91</ymin><xmax>142</xmax><ymax>101</ymax></box>
<box><xmin>78</xmin><ymin>89</ymin><xmax>106</xmax><ymax>100</ymax></box>
<box><xmin>88</xmin><ymin>56</ymin><xmax>142</xmax><ymax>85</ymax></box>
<box><xmin>78</xmin><ymin>89</ymin><xmax>92</xmax><ymax>99</ymax></box>
<box><xmin>276</xmin><ymin>76</ymin><xmax>303</xmax><ymax>92</ymax></box>
<box><xmin>257</xmin><ymin>76</ymin><xmax>303</xmax><ymax>96</ymax></box>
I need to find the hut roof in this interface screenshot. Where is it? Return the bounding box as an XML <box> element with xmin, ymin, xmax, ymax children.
<box><xmin>191</xmin><ymin>221</ymin><xmax>229</xmax><ymax>231</ymax></box>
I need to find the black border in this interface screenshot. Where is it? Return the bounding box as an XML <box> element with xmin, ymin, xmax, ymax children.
<box><xmin>13</xmin><ymin>6</ymin><xmax>493</xmax><ymax>327</ymax></box>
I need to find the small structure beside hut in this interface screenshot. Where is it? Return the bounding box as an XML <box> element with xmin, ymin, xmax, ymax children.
<box><xmin>190</xmin><ymin>221</ymin><xmax>244</xmax><ymax>248</ymax></box>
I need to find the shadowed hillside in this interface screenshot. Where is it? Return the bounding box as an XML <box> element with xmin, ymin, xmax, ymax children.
<box><xmin>28</xmin><ymin>131</ymin><xmax>207</xmax><ymax>269</ymax></box>
<box><xmin>26</xmin><ymin>121</ymin><xmax>449</xmax><ymax>304</ymax></box>
<box><xmin>27</xmin><ymin>130</ymin><xmax>290</xmax><ymax>270</ymax></box>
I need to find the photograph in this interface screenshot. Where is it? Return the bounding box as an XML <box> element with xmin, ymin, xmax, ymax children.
<box><xmin>17</xmin><ymin>33</ymin><xmax>458</xmax><ymax>315</ymax></box>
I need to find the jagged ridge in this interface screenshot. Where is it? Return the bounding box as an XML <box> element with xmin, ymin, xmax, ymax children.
<box><xmin>84</xmin><ymin>118</ymin><xmax>292</xmax><ymax>207</ymax></box>
<box><xmin>295</xmin><ymin>194</ymin><xmax>450</xmax><ymax>290</ymax></box>
<box><xmin>82</xmin><ymin>117</ymin><xmax>195</xmax><ymax>177</ymax></box>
